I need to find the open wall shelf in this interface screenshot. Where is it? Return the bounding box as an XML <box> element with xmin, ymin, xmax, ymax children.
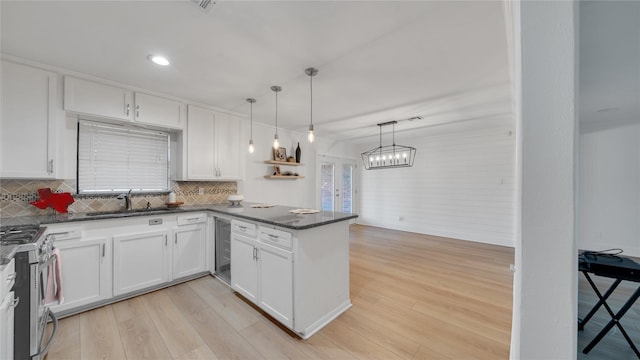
<box><xmin>264</xmin><ymin>160</ymin><xmax>303</xmax><ymax>166</ymax></box>
<box><xmin>264</xmin><ymin>175</ymin><xmax>305</xmax><ymax>179</ymax></box>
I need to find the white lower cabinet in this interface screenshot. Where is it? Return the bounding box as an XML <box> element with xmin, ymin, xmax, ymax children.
<box><xmin>0</xmin><ymin>259</ymin><xmax>16</xmax><ymax>360</ymax></box>
<box><xmin>230</xmin><ymin>221</ymin><xmax>293</xmax><ymax>328</ymax></box>
<box><xmin>173</xmin><ymin>214</ymin><xmax>207</xmax><ymax>279</ymax></box>
<box><xmin>0</xmin><ymin>291</ymin><xmax>15</xmax><ymax>360</ymax></box>
<box><xmin>258</xmin><ymin>241</ymin><xmax>293</xmax><ymax>328</ymax></box>
<box><xmin>113</xmin><ymin>229</ymin><xmax>171</xmax><ymax>296</ymax></box>
<box><xmin>49</xmin><ymin>237</ymin><xmax>110</xmax><ymax>313</ymax></box>
<box><xmin>230</xmin><ymin>233</ymin><xmax>259</xmax><ymax>303</ymax></box>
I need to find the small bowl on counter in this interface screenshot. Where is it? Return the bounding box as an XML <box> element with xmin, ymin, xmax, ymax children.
<box><xmin>227</xmin><ymin>194</ymin><xmax>244</xmax><ymax>206</ymax></box>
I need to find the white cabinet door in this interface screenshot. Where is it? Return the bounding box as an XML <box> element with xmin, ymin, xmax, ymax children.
<box><xmin>113</xmin><ymin>230</ymin><xmax>170</xmax><ymax>296</ymax></box>
<box><xmin>186</xmin><ymin>105</ymin><xmax>241</xmax><ymax>180</ymax></box>
<box><xmin>187</xmin><ymin>105</ymin><xmax>216</xmax><ymax>179</ymax></box>
<box><xmin>215</xmin><ymin>113</ymin><xmax>241</xmax><ymax>180</ymax></box>
<box><xmin>1</xmin><ymin>60</ymin><xmax>57</xmax><ymax>178</ymax></box>
<box><xmin>258</xmin><ymin>242</ymin><xmax>293</xmax><ymax>328</ymax></box>
<box><xmin>230</xmin><ymin>233</ymin><xmax>258</xmax><ymax>304</ymax></box>
<box><xmin>0</xmin><ymin>292</ymin><xmax>15</xmax><ymax>360</ymax></box>
<box><xmin>173</xmin><ymin>224</ymin><xmax>206</xmax><ymax>279</ymax></box>
<box><xmin>49</xmin><ymin>237</ymin><xmax>110</xmax><ymax>313</ymax></box>
<box><xmin>64</xmin><ymin>76</ymin><xmax>133</xmax><ymax>121</ymax></box>
<box><xmin>134</xmin><ymin>92</ymin><xmax>183</xmax><ymax>129</ymax></box>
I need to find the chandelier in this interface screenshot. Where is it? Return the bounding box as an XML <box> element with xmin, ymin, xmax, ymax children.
<box><xmin>361</xmin><ymin>121</ymin><xmax>416</xmax><ymax>170</ymax></box>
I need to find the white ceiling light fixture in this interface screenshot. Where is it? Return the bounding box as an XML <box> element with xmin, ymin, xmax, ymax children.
<box><xmin>305</xmin><ymin>67</ymin><xmax>318</xmax><ymax>143</ymax></box>
<box><xmin>247</xmin><ymin>98</ymin><xmax>256</xmax><ymax>154</ymax></box>
<box><xmin>361</xmin><ymin>120</ymin><xmax>417</xmax><ymax>170</ymax></box>
<box><xmin>148</xmin><ymin>55</ymin><xmax>170</xmax><ymax>66</ymax></box>
<box><xmin>271</xmin><ymin>85</ymin><xmax>282</xmax><ymax>149</ymax></box>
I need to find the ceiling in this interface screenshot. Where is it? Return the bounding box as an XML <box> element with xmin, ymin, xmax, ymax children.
<box><xmin>1</xmin><ymin>0</ymin><xmax>513</xmax><ymax>144</ymax></box>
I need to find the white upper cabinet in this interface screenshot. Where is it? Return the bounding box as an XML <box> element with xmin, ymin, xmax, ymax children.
<box><xmin>64</xmin><ymin>76</ymin><xmax>133</xmax><ymax>121</ymax></box>
<box><xmin>215</xmin><ymin>112</ymin><xmax>241</xmax><ymax>180</ymax></box>
<box><xmin>187</xmin><ymin>105</ymin><xmax>216</xmax><ymax>179</ymax></box>
<box><xmin>64</xmin><ymin>76</ymin><xmax>184</xmax><ymax>129</ymax></box>
<box><xmin>134</xmin><ymin>92</ymin><xmax>183</xmax><ymax>129</ymax></box>
<box><xmin>187</xmin><ymin>105</ymin><xmax>241</xmax><ymax>180</ymax></box>
<box><xmin>1</xmin><ymin>60</ymin><xmax>58</xmax><ymax>179</ymax></box>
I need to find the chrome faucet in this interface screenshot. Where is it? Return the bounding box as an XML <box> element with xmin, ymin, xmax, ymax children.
<box><xmin>117</xmin><ymin>189</ymin><xmax>133</xmax><ymax>210</ymax></box>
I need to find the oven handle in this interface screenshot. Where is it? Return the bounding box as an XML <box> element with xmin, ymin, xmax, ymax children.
<box><xmin>36</xmin><ymin>308</ymin><xmax>58</xmax><ymax>358</ymax></box>
<box><xmin>39</xmin><ymin>255</ymin><xmax>56</xmax><ymax>268</ymax></box>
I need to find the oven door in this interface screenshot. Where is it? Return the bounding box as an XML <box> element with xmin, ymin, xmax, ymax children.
<box><xmin>31</xmin><ymin>256</ymin><xmax>58</xmax><ymax>359</ymax></box>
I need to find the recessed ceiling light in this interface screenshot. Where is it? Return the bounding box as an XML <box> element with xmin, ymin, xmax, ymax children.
<box><xmin>148</xmin><ymin>55</ymin><xmax>170</xmax><ymax>66</ymax></box>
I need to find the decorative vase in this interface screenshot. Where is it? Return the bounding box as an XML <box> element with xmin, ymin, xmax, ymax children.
<box><xmin>295</xmin><ymin>142</ymin><xmax>301</xmax><ymax>163</ymax></box>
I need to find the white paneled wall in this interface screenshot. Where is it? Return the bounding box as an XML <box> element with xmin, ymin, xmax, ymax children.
<box><xmin>579</xmin><ymin>122</ymin><xmax>640</xmax><ymax>257</ymax></box>
<box><xmin>358</xmin><ymin>117</ymin><xmax>515</xmax><ymax>247</ymax></box>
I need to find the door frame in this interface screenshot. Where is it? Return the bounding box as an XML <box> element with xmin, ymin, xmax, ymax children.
<box><xmin>315</xmin><ymin>154</ymin><xmax>358</xmax><ymax>222</ymax></box>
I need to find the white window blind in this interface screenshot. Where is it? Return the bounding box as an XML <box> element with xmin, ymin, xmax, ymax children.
<box><xmin>78</xmin><ymin>121</ymin><xmax>170</xmax><ymax>194</ymax></box>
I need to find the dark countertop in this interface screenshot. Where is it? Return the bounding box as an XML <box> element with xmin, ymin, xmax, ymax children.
<box><xmin>0</xmin><ymin>202</ymin><xmax>358</xmax><ymax>231</ymax></box>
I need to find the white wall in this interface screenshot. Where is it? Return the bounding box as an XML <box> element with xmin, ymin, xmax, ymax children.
<box><xmin>579</xmin><ymin>123</ymin><xmax>640</xmax><ymax>257</ymax></box>
<box><xmin>357</xmin><ymin>116</ymin><xmax>515</xmax><ymax>247</ymax></box>
<box><xmin>237</xmin><ymin>121</ymin><xmax>358</xmax><ymax>209</ymax></box>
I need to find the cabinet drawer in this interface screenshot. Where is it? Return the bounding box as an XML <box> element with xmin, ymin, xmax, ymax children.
<box><xmin>259</xmin><ymin>227</ymin><xmax>292</xmax><ymax>250</ymax></box>
<box><xmin>0</xmin><ymin>258</ymin><xmax>15</xmax><ymax>296</ymax></box>
<box><xmin>232</xmin><ymin>220</ymin><xmax>256</xmax><ymax>237</ymax></box>
<box><xmin>177</xmin><ymin>213</ymin><xmax>207</xmax><ymax>225</ymax></box>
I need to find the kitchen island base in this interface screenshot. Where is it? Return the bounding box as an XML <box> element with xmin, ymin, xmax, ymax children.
<box><xmin>229</xmin><ymin>216</ymin><xmax>353</xmax><ymax>339</ymax></box>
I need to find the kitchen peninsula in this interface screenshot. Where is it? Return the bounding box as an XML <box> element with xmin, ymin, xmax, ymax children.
<box><xmin>0</xmin><ymin>203</ymin><xmax>357</xmax><ymax>339</ymax></box>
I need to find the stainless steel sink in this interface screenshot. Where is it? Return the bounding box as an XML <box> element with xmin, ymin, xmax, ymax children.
<box><xmin>85</xmin><ymin>207</ymin><xmax>184</xmax><ymax>217</ymax></box>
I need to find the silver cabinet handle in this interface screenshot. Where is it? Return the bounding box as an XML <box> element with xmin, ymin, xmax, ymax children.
<box><xmin>48</xmin><ymin>159</ymin><xmax>54</xmax><ymax>174</ymax></box>
<box><xmin>165</xmin><ymin>234</ymin><xmax>167</xmax><ymax>246</ymax></box>
<box><xmin>136</xmin><ymin>105</ymin><xmax>140</xmax><ymax>118</ymax></box>
<box><xmin>255</xmin><ymin>248</ymin><xmax>259</xmax><ymax>261</ymax></box>
<box><xmin>174</xmin><ymin>233</ymin><xmax>177</xmax><ymax>245</ymax></box>
<box><xmin>126</xmin><ymin>102</ymin><xmax>130</xmax><ymax>116</ymax></box>
<box><xmin>102</xmin><ymin>243</ymin><xmax>105</xmax><ymax>257</ymax></box>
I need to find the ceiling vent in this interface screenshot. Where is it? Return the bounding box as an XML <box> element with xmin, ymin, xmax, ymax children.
<box><xmin>192</xmin><ymin>0</ymin><xmax>214</xmax><ymax>12</ymax></box>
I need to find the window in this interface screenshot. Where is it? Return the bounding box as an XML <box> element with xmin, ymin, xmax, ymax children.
<box><xmin>77</xmin><ymin>120</ymin><xmax>170</xmax><ymax>194</ymax></box>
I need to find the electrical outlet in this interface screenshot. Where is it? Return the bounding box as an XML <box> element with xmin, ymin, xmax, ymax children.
<box><xmin>199</xmin><ymin>187</ymin><xmax>204</xmax><ymax>195</ymax></box>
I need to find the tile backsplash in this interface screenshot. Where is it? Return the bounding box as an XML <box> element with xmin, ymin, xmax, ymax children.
<box><xmin>0</xmin><ymin>179</ymin><xmax>237</xmax><ymax>217</ymax></box>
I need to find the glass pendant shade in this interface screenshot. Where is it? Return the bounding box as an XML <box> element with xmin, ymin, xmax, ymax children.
<box><xmin>308</xmin><ymin>124</ymin><xmax>315</xmax><ymax>143</ymax></box>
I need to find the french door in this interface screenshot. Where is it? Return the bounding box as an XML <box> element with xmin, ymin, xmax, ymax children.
<box><xmin>318</xmin><ymin>156</ymin><xmax>357</xmax><ymax>217</ymax></box>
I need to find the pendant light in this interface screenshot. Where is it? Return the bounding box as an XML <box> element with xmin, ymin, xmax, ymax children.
<box><xmin>246</xmin><ymin>98</ymin><xmax>256</xmax><ymax>153</ymax></box>
<box><xmin>361</xmin><ymin>120</ymin><xmax>417</xmax><ymax>170</ymax></box>
<box><xmin>305</xmin><ymin>67</ymin><xmax>318</xmax><ymax>143</ymax></box>
<box><xmin>271</xmin><ymin>85</ymin><xmax>282</xmax><ymax>149</ymax></box>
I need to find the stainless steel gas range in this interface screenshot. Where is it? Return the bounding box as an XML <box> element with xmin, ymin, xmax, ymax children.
<box><xmin>0</xmin><ymin>224</ymin><xmax>58</xmax><ymax>360</ymax></box>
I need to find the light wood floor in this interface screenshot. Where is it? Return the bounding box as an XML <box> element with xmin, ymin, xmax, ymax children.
<box><xmin>45</xmin><ymin>224</ymin><xmax>515</xmax><ymax>360</ymax></box>
<box><xmin>578</xmin><ymin>272</ymin><xmax>640</xmax><ymax>360</ymax></box>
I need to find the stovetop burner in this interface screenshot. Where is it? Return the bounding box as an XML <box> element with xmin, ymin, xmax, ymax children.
<box><xmin>0</xmin><ymin>224</ymin><xmax>45</xmax><ymax>246</ymax></box>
